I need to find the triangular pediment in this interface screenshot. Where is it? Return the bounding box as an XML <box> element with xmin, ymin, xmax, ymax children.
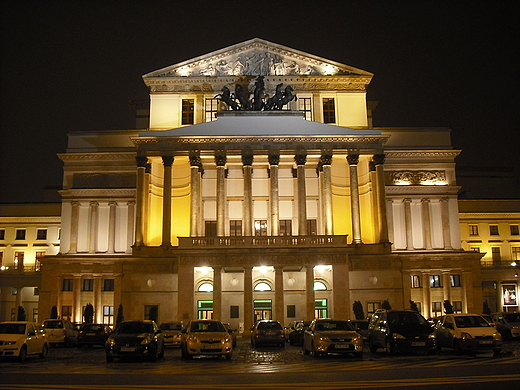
<box><xmin>143</xmin><ymin>38</ymin><xmax>372</xmax><ymax>78</ymax></box>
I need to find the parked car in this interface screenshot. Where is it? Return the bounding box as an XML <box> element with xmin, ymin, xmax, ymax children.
<box><xmin>42</xmin><ymin>319</ymin><xmax>78</xmax><ymax>347</ymax></box>
<box><xmin>222</xmin><ymin>323</ymin><xmax>237</xmax><ymax>348</ymax></box>
<box><xmin>77</xmin><ymin>324</ymin><xmax>112</xmax><ymax>347</ymax></box>
<box><xmin>491</xmin><ymin>312</ymin><xmax>520</xmax><ymax>339</ymax></box>
<box><xmin>368</xmin><ymin>310</ymin><xmax>436</xmax><ymax>355</ymax></box>
<box><xmin>284</xmin><ymin>321</ymin><xmax>299</xmax><ymax>342</ymax></box>
<box><xmin>159</xmin><ymin>322</ymin><xmax>183</xmax><ymax>347</ymax></box>
<box><xmin>348</xmin><ymin>320</ymin><xmax>369</xmax><ymax>341</ymax></box>
<box><xmin>105</xmin><ymin>320</ymin><xmax>164</xmax><ymax>362</ymax></box>
<box><xmin>434</xmin><ymin>314</ymin><xmax>502</xmax><ymax>355</ymax></box>
<box><xmin>303</xmin><ymin>319</ymin><xmax>363</xmax><ymax>358</ymax></box>
<box><xmin>0</xmin><ymin>321</ymin><xmax>48</xmax><ymax>361</ymax></box>
<box><xmin>181</xmin><ymin>320</ymin><xmax>233</xmax><ymax>360</ymax></box>
<box><xmin>251</xmin><ymin>320</ymin><xmax>285</xmax><ymax>347</ymax></box>
<box><xmin>288</xmin><ymin>320</ymin><xmax>311</xmax><ymax>346</ymax></box>
<box><xmin>480</xmin><ymin>314</ymin><xmax>496</xmax><ymax>327</ymax></box>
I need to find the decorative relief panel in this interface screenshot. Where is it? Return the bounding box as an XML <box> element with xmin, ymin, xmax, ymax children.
<box><xmin>386</xmin><ymin>171</ymin><xmax>447</xmax><ymax>185</ymax></box>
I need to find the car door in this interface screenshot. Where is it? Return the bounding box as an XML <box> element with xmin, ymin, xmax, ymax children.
<box><xmin>26</xmin><ymin>324</ymin><xmax>41</xmax><ymax>354</ymax></box>
<box><xmin>435</xmin><ymin>316</ymin><xmax>449</xmax><ymax>347</ymax></box>
<box><xmin>303</xmin><ymin>320</ymin><xmax>315</xmax><ymax>351</ymax></box>
<box><xmin>441</xmin><ymin>316</ymin><xmax>456</xmax><ymax>347</ymax></box>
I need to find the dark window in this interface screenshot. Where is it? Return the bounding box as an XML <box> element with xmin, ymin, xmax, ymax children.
<box><xmin>510</xmin><ymin>225</ymin><xmax>519</xmax><ymax>236</ymax></box>
<box><xmin>489</xmin><ymin>225</ymin><xmax>499</xmax><ymax>235</ymax></box>
<box><xmin>205</xmin><ymin>98</ymin><xmax>219</xmax><ymax>122</ymax></box>
<box><xmin>432</xmin><ymin>302</ymin><xmax>442</xmax><ymax>317</ymax></box>
<box><xmin>279</xmin><ymin>220</ymin><xmax>292</xmax><ymax>236</ymax></box>
<box><xmin>15</xmin><ymin>229</ymin><xmax>26</xmax><ymax>240</ymax></box>
<box><xmin>411</xmin><ymin>275</ymin><xmax>421</xmax><ymax>288</ymax></box>
<box><xmin>453</xmin><ymin>301</ymin><xmax>463</xmax><ymax>313</ymax></box>
<box><xmin>182</xmin><ymin>99</ymin><xmax>194</xmax><ymax>125</ymax></box>
<box><xmin>62</xmin><ymin>306</ymin><xmax>72</xmax><ymax>321</ymax></box>
<box><xmin>103</xmin><ymin>279</ymin><xmax>114</xmax><ymax>291</ymax></box>
<box><xmin>205</xmin><ymin>221</ymin><xmax>217</xmax><ymax>237</ymax></box>
<box><xmin>299</xmin><ymin>97</ymin><xmax>312</xmax><ymax>120</ymax></box>
<box><xmin>469</xmin><ymin>225</ymin><xmax>479</xmax><ymax>236</ymax></box>
<box><xmin>34</xmin><ymin>287</ymin><xmax>39</xmax><ymax>296</ymax></box>
<box><xmin>229</xmin><ymin>220</ymin><xmax>242</xmax><ymax>236</ymax></box>
<box><xmin>450</xmin><ymin>274</ymin><xmax>462</xmax><ymax>287</ymax></box>
<box><xmin>0</xmin><ymin>229</ymin><xmax>5</xmax><ymax>240</ymax></box>
<box><xmin>492</xmin><ymin>247</ymin><xmax>501</xmax><ymax>264</ymax></box>
<box><xmin>83</xmin><ymin>279</ymin><xmax>94</xmax><ymax>291</ymax></box>
<box><xmin>36</xmin><ymin>229</ymin><xmax>47</xmax><ymax>240</ymax></box>
<box><xmin>144</xmin><ymin>305</ymin><xmax>159</xmax><ymax>321</ymax></box>
<box><xmin>230</xmin><ymin>306</ymin><xmax>239</xmax><ymax>319</ymax></box>
<box><xmin>367</xmin><ymin>302</ymin><xmax>381</xmax><ymax>314</ymax></box>
<box><xmin>287</xmin><ymin>305</ymin><xmax>296</xmax><ymax>318</ymax></box>
<box><xmin>307</xmin><ymin>219</ymin><xmax>317</xmax><ymax>235</ymax></box>
<box><xmin>63</xmin><ymin>279</ymin><xmax>73</xmax><ymax>291</ymax></box>
<box><xmin>322</xmin><ymin>98</ymin><xmax>335</xmax><ymax>124</ymax></box>
<box><xmin>512</xmin><ymin>247</ymin><xmax>520</xmax><ymax>261</ymax></box>
<box><xmin>430</xmin><ymin>275</ymin><xmax>442</xmax><ymax>288</ymax></box>
<box><xmin>254</xmin><ymin>220</ymin><xmax>268</xmax><ymax>236</ymax></box>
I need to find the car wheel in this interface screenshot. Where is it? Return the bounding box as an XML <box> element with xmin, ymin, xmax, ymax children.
<box><xmin>454</xmin><ymin>339</ymin><xmax>463</xmax><ymax>355</ymax></box>
<box><xmin>106</xmin><ymin>354</ymin><xmax>114</xmax><ymax>363</ymax></box>
<box><xmin>225</xmin><ymin>353</ymin><xmax>232</xmax><ymax>360</ymax></box>
<box><xmin>354</xmin><ymin>351</ymin><xmax>363</xmax><ymax>359</ymax></box>
<box><xmin>18</xmin><ymin>345</ymin><xmax>27</xmax><ymax>362</ymax></box>
<box><xmin>385</xmin><ymin>338</ymin><xmax>395</xmax><ymax>356</ymax></box>
<box><xmin>369</xmin><ymin>338</ymin><xmax>378</xmax><ymax>354</ymax></box>
<box><xmin>39</xmin><ymin>344</ymin><xmax>48</xmax><ymax>359</ymax></box>
<box><xmin>148</xmin><ymin>345</ymin><xmax>158</xmax><ymax>362</ymax></box>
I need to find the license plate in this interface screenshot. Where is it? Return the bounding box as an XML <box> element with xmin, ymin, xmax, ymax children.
<box><xmin>411</xmin><ymin>342</ymin><xmax>425</xmax><ymax>347</ymax></box>
<box><xmin>205</xmin><ymin>344</ymin><xmax>220</xmax><ymax>349</ymax></box>
<box><xmin>87</xmin><ymin>333</ymin><xmax>95</xmax><ymax>336</ymax></box>
<box><xmin>120</xmin><ymin>347</ymin><xmax>135</xmax><ymax>352</ymax></box>
<box><xmin>480</xmin><ymin>340</ymin><xmax>493</xmax><ymax>344</ymax></box>
<box><xmin>335</xmin><ymin>344</ymin><xmax>351</xmax><ymax>349</ymax></box>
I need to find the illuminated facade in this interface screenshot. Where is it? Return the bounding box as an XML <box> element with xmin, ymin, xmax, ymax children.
<box><xmin>1</xmin><ymin>39</ymin><xmax>488</xmax><ymax>327</ymax></box>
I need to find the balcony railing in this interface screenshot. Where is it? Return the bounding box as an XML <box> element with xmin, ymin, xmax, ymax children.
<box><xmin>0</xmin><ymin>266</ymin><xmax>41</xmax><ymax>273</ymax></box>
<box><xmin>480</xmin><ymin>259</ymin><xmax>519</xmax><ymax>268</ymax></box>
<box><xmin>178</xmin><ymin>235</ymin><xmax>349</xmax><ymax>248</ymax></box>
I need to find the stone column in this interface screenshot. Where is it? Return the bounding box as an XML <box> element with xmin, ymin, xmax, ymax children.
<box><xmin>126</xmin><ymin>201</ymin><xmax>135</xmax><ymax>253</ymax></box>
<box><xmin>347</xmin><ymin>154</ymin><xmax>362</xmax><ymax>244</ymax></box>
<box><xmin>243</xmin><ymin>266</ymin><xmax>253</xmax><ymax>332</ymax></box>
<box><xmin>73</xmin><ymin>276</ymin><xmax>81</xmax><ymax>323</ymax></box>
<box><xmin>440</xmin><ymin>197</ymin><xmax>453</xmax><ymax>249</ymax></box>
<box><xmin>215</xmin><ymin>152</ymin><xmax>227</xmax><ymax>237</ymax></box>
<box><xmin>320</xmin><ymin>153</ymin><xmax>334</xmax><ymax>235</ymax></box>
<box><xmin>442</xmin><ymin>271</ymin><xmax>451</xmax><ymax>303</ymax></box>
<box><xmin>332</xmin><ymin>264</ymin><xmax>350</xmax><ymax>319</ymax></box>
<box><xmin>295</xmin><ymin>152</ymin><xmax>307</xmax><ymax>236</ymax></box>
<box><xmin>369</xmin><ymin>161</ymin><xmax>380</xmax><ymax>242</ymax></box>
<box><xmin>421</xmin><ymin>198</ymin><xmax>433</xmax><ymax>250</ymax></box>
<box><xmin>242</xmin><ymin>152</ymin><xmax>254</xmax><ymax>236</ymax></box>
<box><xmin>402</xmin><ymin>270</ymin><xmax>412</xmax><ymax>310</ymax></box>
<box><xmin>269</xmin><ymin>153</ymin><xmax>280</xmax><ymax>236</ymax></box>
<box><xmin>213</xmin><ymin>266</ymin><xmax>222</xmax><ymax>321</ymax></box>
<box><xmin>386</xmin><ymin>198</ymin><xmax>395</xmax><ymax>249</ymax></box>
<box><xmin>403</xmin><ymin>198</ymin><xmax>414</xmax><ymax>250</ymax></box>
<box><xmin>107</xmin><ymin>201</ymin><xmax>117</xmax><ymax>254</ymax></box>
<box><xmin>88</xmin><ymin>201</ymin><xmax>99</xmax><ymax>254</ymax></box>
<box><xmin>462</xmin><ymin>271</ymin><xmax>473</xmax><ymax>313</ymax></box>
<box><xmin>421</xmin><ymin>272</ymin><xmax>431</xmax><ymax>318</ymax></box>
<box><xmin>69</xmin><ymin>201</ymin><xmax>80</xmax><ymax>254</ymax></box>
<box><xmin>113</xmin><ymin>271</ymin><xmax>123</xmax><ymax>325</ymax></box>
<box><xmin>134</xmin><ymin>156</ymin><xmax>147</xmax><ymax>246</ymax></box>
<box><xmin>15</xmin><ymin>286</ymin><xmax>23</xmax><ymax>314</ymax></box>
<box><xmin>143</xmin><ymin>163</ymin><xmax>151</xmax><ymax>242</ymax></box>
<box><xmin>161</xmin><ymin>155</ymin><xmax>174</xmax><ymax>247</ymax></box>
<box><xmin>177</xmin><ymin>262</ymin><xmax>194</xmax><ymax>322</ymax></box>
<box><xmin>373</xmin><ymin>154</ymin><xmax>389</xmax><ymax>243</ymax></box>
<box><xmin>306</xmin><ymin>265</ymin><xmax>315</xmax><ymax>319</ymax></box>
<box><xmin>94</xmin><ymin>276</ymin><xmax>102</xmax><ymax>323</ymax></box>
<box><xmin>274</xmin><ymin>266</ymin><xmax>284</xmax><ymax>323</ymax></box>
<box><xmin>189</xmin><ymin>154</ymin><xmax>201</xmax><ymax>237</ymax></box>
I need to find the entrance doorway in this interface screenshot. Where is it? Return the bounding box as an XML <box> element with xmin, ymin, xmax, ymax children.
<box><xmin>197</xmin><ymin>300</ymin><xmax>213</xmax><ymax>319</ymax></box>
<box><xmin>254</xmin><ymin>299</ymin><xmax>272</xmax><ymax>321</ymax></box>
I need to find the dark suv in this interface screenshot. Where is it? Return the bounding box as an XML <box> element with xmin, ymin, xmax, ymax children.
<box><xmin>251</xmin><ymin>320</ymin><xmax>285</xmax><ymax>347</ymax></box>
<box><xmin>368</xmin><ymin>310</ymin><xmax>436</xmax><ymax>355</ymax></box>
<box><xmin>105</xmin><ymin>320</ymin><xmax>164</xmax><ymax>362</ymax></box>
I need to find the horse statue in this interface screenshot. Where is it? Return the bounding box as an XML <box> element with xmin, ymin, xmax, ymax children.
<box><xmin>264</xmin><ymin>83</ymin><xmax>284</xmax><ymax>110</ymax></box>
<box><xmin>215</xmin><ymin>86</ymin><xmax>239</xmax><ymax>110</ymax></box>
<box><xmin>252</xmin><ymin>76</ymin><xmax>265</xmax><ymax>111</ymax></box>
<box><xmin>234</xmin><ymin>84</ymin><xmax>252</xmax><ymax>110</ymax></box>
<box><xmin>276</xmin><ymin>85</ymin><xmax>297</xmax><ymax>109</ymax></box>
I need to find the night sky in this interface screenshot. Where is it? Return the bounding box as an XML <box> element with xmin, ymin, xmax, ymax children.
<box><xmin>1</xmin><ymin>1</ymin><xmax>518</xmax><ymax>203</ymax></box>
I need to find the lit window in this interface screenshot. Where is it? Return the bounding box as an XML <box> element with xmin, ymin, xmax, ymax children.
<box><xmin>254</xmin><ymin>220</ymin><xmax>268</xmax><ymax>236</ymax></box>
<box><xmin>198</xmin><ymin>282</ymin><xmax>214</xmax><ymax>292</ymax></box>
<box><xmin>411</xmin><ymin>275</ymin><xmax>421</xmax><ymax>288</ymax></box>
<box><xmin>254</xmin><ymin>282</ymin><xmax>272</xmax><ymax>291</ymax></box>
<box><xmin>103</xmin><ymin>306</ymin><xmax>114</xmax><ymax>325</ymax></box>
<box><xmin>322</xmin><ymin>98</ymin><xmax>335</xmax><ymax>124</ymax></box>
<box><xmin>450</xmin><ymin>274</ymin><xmax>462</xmax><ymax>287</ymax></box>
<box><xmin>430</xmin><ymin>275</ymin><xmax>442</xmax><ymax>288</ymax></box>
<box><xmin>314</xmin><ymin>281</ymin><xmax>327</xmax><ymax>291</ymax></box>
<box><xmin>431</xmin><ymin>302</ymin><xmax>442</xmax><ymax>317</ymax></box>
<box><xmin>182</xmin><ymin>99</ymin><xmax>194</xmax><ymax>125</ymax></box>
<box><xmin>512</xmin><ymin>247</ymin><xmax>520</xmax><ymax>261</ymax></box>
<box><xmin>205</xmin><ymin>98</ymin><xmax>220</xmax><ymax>122</ymax></box>
<box><xmin>367</xmin><ymin>302</ymin><xmax>381</xmax><ymax>314</ymax></box>
<box><xmin>453</xmin><ymin>301</ymin><xmax>463</xmax><ymax>313</ymax></box>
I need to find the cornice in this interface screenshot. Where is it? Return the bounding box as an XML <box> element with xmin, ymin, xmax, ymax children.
<box><xmin>385</xmin><ymin>150</ymin><xmax>461</xmax><ymax>158</ymax></box>
<box><xmin>0</xmin><ymin>217</ymin><xmax>61</xmax><ymax>223</ymax></box>
<box><xmin>459</xmin><ymin>213</ymin><xmax>520</xmax><ymax>219</ymax></box>
<box><xmin>58</xmin><ymin>152</ymin><xmax>136</xmax><ymax>161</ymax></box>
<box><xmin>385</xmin><ymin>186</ymin><xmax>461</xmax><ymax>195</ymax></box>
<box><xmin>59</xmin><ymin>189</ymin><xmax>136</xmax><ymax>198</ymax></box>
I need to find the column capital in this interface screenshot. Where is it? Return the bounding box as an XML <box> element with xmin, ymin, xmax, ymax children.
<box><xmin>369</xmin><ymin>160</ymin><xmax>376</xmax><ymax>172</ymax></box>
<box><xmin>162</xmin><ymin>155</ymin><xmax>174</xmax><ymax>167</ymax></box>
<box><xmin>136</xmin><ymin>156</ymin><xmax>148</xmax><ymax>168</ymax></box>
<box><xmin>89</xmin><ymin>201</ymin><xmax>99</xmax><ymax>207</ymax></box>
<box><xmin>421</xmin><ymin>198</ymin><xmax>431</xmax><ymax>204</ymax></box>
<box><xmin>242</xmin><ymin>153</ymin><xmax>254</xmax><ymax>166</ymax></box>
<box><xmin>215</xmin><ymin>151</ymin><xmax>227</xmax><ymax>167</ymax></box>
<box><xmin>189</xmin><ymin>154</ymin><xmax>201</xmax><ymax>167</ymax></box>
<box><xmin>347</xmin><ymin>154</ymin><xmax>359</xmax><ymax>165</ymax></box>
<box><xmin>294</xmin><ymin>153</ymin><xmax>307</xmax><ymax>166</ymax></box>
<box><xmin>108</xmin><ymin>201</ymin><xmax>118</xmax><ymax>207</ymax></box>
<box><xmin>268</xmin><ymin>153</ymin><xmax>280</xmax><ymax>166</ymax></box>
<box><xmin>372</xmin><ymin>154</ymin><xmax>386</xmax><ymax>165</ymax></box>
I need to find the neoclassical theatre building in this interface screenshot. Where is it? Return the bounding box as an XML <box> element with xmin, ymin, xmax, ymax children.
<box><xmin>38</xmin><ymin>38</ymin><xmax>483</xmax><ymax>330</ymax></box>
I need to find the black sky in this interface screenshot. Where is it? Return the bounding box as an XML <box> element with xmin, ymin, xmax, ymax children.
<box><xmin>1</xmin><ymin>1</ymin><xmax>518</xmax><ymax>203</ymax></box>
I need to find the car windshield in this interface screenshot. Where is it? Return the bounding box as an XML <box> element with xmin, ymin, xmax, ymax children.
<box><xmin>43</xmin><ymin>321</ymin><xmax>63</xmax><ymax>328</ymax></box>
<box><xmin>190</xmin><ymin>321</ymin><xmax>225</xmax><ymax>332</ymax></box>
<box><xmin>0</xmin><ymin>323</ymin><xmax>26</xmax><ymax>334</ymax></box>
<box><xmin>503</xmin><ymin>313</ymin><xmax>520</xmax><ymax>322</ymax></box>
<box><xmin>315</xmin><ymin>321</ymin><xmax>353</xmax><ymax>331</ymax></box>
<box><xmin>387</xmin><ymin>312</ymin><xmax>428</xmax><ymax>325</ymax></box>
<box><xmin>455</xmin><ymin>316</ymin><xmax>490</xmax><ymax>328</ymax></box>
<box><xmin>82</xmin><ymin>324</ymin><xmax>104</xmax><ymax>332</ymax></box>
<box><xmin>352</xmin><ymin>321</ymin><xmax>369</xmax><ymax>330</ymax></box>
<box><xmin>160</xmin><ymin>323</ymin><xmax>182</xmax><ymax>331</ymax></box>
<box><xmin>116</xmin><ymin>322</ymin><xmax>153</xmax><ymax>334</ymax></box>
<box><xmin>257</xmin><ymin>322</ymin><xmax>282</xmax><ymax>331</ymax></box>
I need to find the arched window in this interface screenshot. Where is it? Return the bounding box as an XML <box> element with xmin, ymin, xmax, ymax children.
<box><xmin>254</xmin><ymin>282</ymin><xmax>272</xmax><ymax>291</ymax></box>
<box><xmin>198</xmin><ymin>282</ymin><xmax>213</xmax><ymax>292</ymax></box>
<box><xmin>314</xmin><ymin>280</ymin><xmax>328</xmax><ymax>291</ymax></box>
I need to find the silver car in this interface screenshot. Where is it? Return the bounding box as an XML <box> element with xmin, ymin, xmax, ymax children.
<box><xmin>181</xmin><ymin>320</ymin><xmax>233</xmax><ymax>360</ymax></box>
<box><xmin>303</xmin><ymin>319</ymin><xmax>363</xmax><ymax>358</ymax></box>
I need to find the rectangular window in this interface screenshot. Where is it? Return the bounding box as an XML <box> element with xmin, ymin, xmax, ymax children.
<box><xmin>411</xmin><ymin>275</ymin><xmax>421</xmax><ymax>288</ymax></box>
<box><xmin>512</xmin><ymin>247</ymin><xmax>520</xmax><ymax>261</ymax></box>
<box><xmin>431</xmin><ymin>302</ymin><xmax>442</xmax><ymax>317</ymax></box>
<box><xmin>14</xmin><ymin>252</ymin><xmax>24</xmax><ymax>270</ymax></box>
<box><xmin>307</xmin><ymin>219</ymin><xmax>317</xmax><ymax>236</ymax></box>
<box><xmin>287</xmin><ymin>305</ymin><xmax>296</xmax><ymax>318</ymax></box>
<box><xmin>33</xmin><ymin>308</ymin><xmax>38</xmax><ymax>323</ymax></box>
<box><xmin>430</xmin><ymin>275</ymin><xmax>442</xmax><ymax>288</ymax></box>
<box><xmin>229</xmin><ymin>220</ymin><xmax>242</xmax><ymax>236</ymax></box>
<box><xmin>453</xmin><ymin>301</ymin><xmax>463</xmax><ymax>313</ymax></box>
<box><xmin>83</xmin><ymin>279</ymin><xmax>94</xmax><ymax>291</ymax></box>
<box><xmin>103</xmin><ymin>306</ymin><xmax>114</xmax><ymax>325</ymax></box>
<box><xmin>34</xmin><ymin>287</ymin><xmax>39</xmax><ymax>295</ymax></box>
<box><xmin>492</xmin><ymin>247</ymin><xmax>501</xmax><ymax>264</ymax></box>
<box><xmin>315</xmin><ymin>299</ymin><xmax>328</xmax><ymax>319</ymax></box>
<box><xmin>254</xmin><ymin>220</ymin><xmax>268</xmax><ymax>236</ymax></box>
<box><xmin>103</xmin><ymin>279</ymin><xmax>114</xmax><ymax>291</ymax></box>
<box><xmin>510</xmin><ymin>225</ymin><xmax>519</xmax><ymax>236</ymax></box>
<box><xmin>12</xmin><ymin>287</ymin><xmax>18</xmax><ymax>295</ymax></box>
<box><xmin>62</xmin><ymin>278</ymin><xmax>73</xmax><ymax>291</ymax></box>
<box><xmin>322</xmin><ymin>98</ymin><xmax>335</xmax><ymax>124</ymax></box>
<box><xmin>10</xmin><ymin>308</ymin><xmax>15</xmax><ymax>321</ymax></box>
<box><xmin>299</xmin><ymin>97</ymin><xmax>312</xmax><ymax>120</ymax></box>
<box><xmin>489</xmin><ymin>225</ymin><xmax>499</xmax><ymax>235</ymax></box>
<box><xmin>181</xmin><ymin>99</ymin><xmax>194</xmax><ymax>125</ymax></box>
<box><xmin>230</xmin><ymin>305</ymin><xmax>239</xmax><ymax>319</ymax></box>
<box><xmin>205</xmin><ymin>221</ymin><xmax>217</xmax><ymax>237</ymax></box>
<box><xmin>450</xmin><ymin>274</ymin><xmax>462</xmax><ymax>287</ymax></box>
<box><xmin>470</xmin><ymin>246</ymin><xmax>480</xmax><ymax>252</ymax></box>
<box><xmin>62</xmin><ymin>306</ymin><xmax>72</xmax><ymax>321</ymax></box>
<box><xmin>205</xmin><ymin>98</ymin><xmax>219</xmax><ymax>122</ymax></box>
<box><xmin>0</xmin><ymin>229</ymin><xmax>5</xmax><ymax>240</ymax></box>
<box><xmin>36</xmin><ymin>229</ymin><xmax>47</xmax><ymax>240</ymax></box>
<box><xmin>197</xmin><ymin>301</ymin><xmax>213</xmax><ymax>320</ymax></box>
<box><xmin>367</xmin><ymin>302</ymin><xmax>381</xmax><ymax>314</ymax></box>
<box><xmin>144</xmin><ymin>305</ymin><xmax>159</xmax><ymax>321</ymax></box>
<box><xmin>15</xmin><ymin>229</ymin><xmax>26</xmax><ymax>240</ymax></box>
<box><xmin>35</xmin><ymin>251</ymin><xmax>45</xmax><ymax>271</ymax></box>
<box><xmin>279</xmin><ymin>220</ymin><xmax>292</xmax><ymax>236</ymax></box>
<box><xmin>469</xmin><ymin>225</ymin><xmax>479</xmax><ymax>236</ymax></box>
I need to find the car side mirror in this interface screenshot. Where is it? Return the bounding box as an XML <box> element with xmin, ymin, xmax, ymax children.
<box><xmin>28</xmin><ymin>330</ymin><xmax>36</xmax><ymax>336</ymax></box>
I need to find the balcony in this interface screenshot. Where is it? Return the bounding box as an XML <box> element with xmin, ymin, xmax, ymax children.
<box><xmin>178</xmin><ymin>235</ymin><xmax>349</xmax><ymax>248</ymax></box>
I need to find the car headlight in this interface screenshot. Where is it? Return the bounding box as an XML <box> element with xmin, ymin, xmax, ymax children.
<box><xmin>352</xmin><ymin>335</ymin><xmax>363</xmax><ymax>345</ymax></box>
<box><xmin>461</xmin><ymin>332</ymin><xmax>473</xmax><ymax>340</ymax></box>
<box><xmin>4</xmin><ymin>341</ymin><xmax>17</xmax><ymax>345</ymax></box>
<box><xmin>428</xmin><ymin>333</ymin><xmax>437</xmax><ymax>339</ymax></box>
<box><xmin>392</xmin><ymin>333</ymin><xmax>406</xmax><ymax>340</ymax></box>
<box><xmin>493</xmin><ymin>332</ymin><xmax>502</xmax><ymax>341</ymax></box>
<box><xmin>140</xmin><ymin>335</ymin><xmax>153</xmax><ymax>345</ymax></box>
<box><xmin>223</xmin><ymin>336</ymin><xmax>230</xmax><ymax>343</ymax></box>
<box><xmin>107</xmin><ymin>337</ymin><xmax>116</xmax><ymax>346</ymax></box>
<box><xmin>187</xmin><ymin>335</ymin><xmax>199</xmax><ymax>343</ymax></box>
<box><xmin>317</xmin><ymin>335</ymin><xmax>330</xmax><ymax>343</ymax></box>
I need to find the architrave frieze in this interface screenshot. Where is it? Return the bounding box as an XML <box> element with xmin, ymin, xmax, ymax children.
<box><xmin>178</xmin><ymin>253</ymin><xmax>348</xmax><ymax>267</ymax></box>
<box><xmin>385</xmin><ymin>150</ymin><xmax>461</xmax><ymax>161</ymax></box>
<box><xmin>385</xmin><ymin>186</ymin><xmax>461</xmax><ymax>195</ymax></box>
<box><xmin>59</xmin><ymin>189</ymin><xmax>136</xmax><ymax>199</ymax></box>
<box><xmin>459</xmin><ymin>213</ymin><xmax>520</xmax><ymax>220</ymax></box>
<box><xmin>58</xmin><ymin>153</ymin><xmax>136</xmax><ymax>162</ymax></box>
<box><xmin>0</xmin><ymin>217</ymin><xmax>61</xmax><ymax>224</ymax></box>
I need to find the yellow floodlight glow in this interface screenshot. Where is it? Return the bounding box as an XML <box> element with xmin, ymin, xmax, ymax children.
<box><xmin>315</xmin><ymin>265</ymin><xmax>332</xmax><ymax>273</ymax></box>
<box><xmin>253</xmin><ymin>266</ymin><xmax>273</xmax><ymax>274</ymax></box>
<box><xmin>195</xmin><ymin>267</ymin><xmax>212</xmax><ymax>274</ymax></box>
<box><xmin>322</xmin><ymin>64</ymin><xmax>336</xmax><ymax>75</ymax></box>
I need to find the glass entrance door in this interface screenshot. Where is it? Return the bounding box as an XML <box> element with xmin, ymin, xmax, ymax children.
<box><xmin>254</xmin><ymin>299</ymin><xmax>272</xmax><ymax>322</ymax></box>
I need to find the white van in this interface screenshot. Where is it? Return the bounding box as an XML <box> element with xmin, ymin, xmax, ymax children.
<box><xmin>42</xmin><ymin>319</ymin><xmax>77</xmax><ymax>346</ymax></box>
